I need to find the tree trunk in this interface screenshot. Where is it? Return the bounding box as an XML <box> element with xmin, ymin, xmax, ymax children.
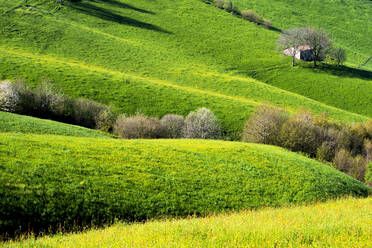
<box><xmin>313</xmin><ymin>58</ymin><xmax>317</xmax><ymax>67</ymax></box>
<box><xmin>292</xmin><ymin>55</ymin><xmax>295</xmax><ymax>67</ymax></box>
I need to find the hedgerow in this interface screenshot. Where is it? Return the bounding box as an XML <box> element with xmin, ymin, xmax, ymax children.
<box><xmin>0</xmin><ymin>81</ymin><xmax>116</xmax><ymax>131</ymax></box>
<box><xmin>0</xmin><ymin>133</ymin><xmax>369</xmax><ymax>237</ymax></box>
<box><xmin>243</xmin><ymin>106</ymin><xmax>372</xmax><ymax>182</ymax></box>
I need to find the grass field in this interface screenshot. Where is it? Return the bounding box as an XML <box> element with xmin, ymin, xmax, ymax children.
<box><xmin>0</xmin><ymin>111</ymin><xmax>111</xmax><ymax>138</ymax></box>
<box><xmin>0</xmin><ymin>0</ymin><xmax>370</xmax><ymax>139</ymax></box>
<box><xmin>1</xmin><ymin>133</ymin><xmax>369</xmax><ymax>234</ymax></box>
<box><xmin>3</xmin><ymin>197</ymin><xmax>371</xmax><ymax>248</ymax></box>
<box><xmin>234</xmin><ymin>0</ymin><xmax>372</xmax><ymax>70</ymax></box>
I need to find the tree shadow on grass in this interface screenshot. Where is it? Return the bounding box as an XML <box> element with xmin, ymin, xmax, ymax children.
<box><xmin>70</xmin><ymin>1</ymin><xmax>172</xmax><ymax>34</ymax></box>
<box><xmin>93</xmin><ymin>0</ymin><xmax>155</xmax><ymax>15</ymax></box>
<box><xmin>304</xmin><ymin>63</ymin><xmax>372</xmax><ymax>81</ymax></box>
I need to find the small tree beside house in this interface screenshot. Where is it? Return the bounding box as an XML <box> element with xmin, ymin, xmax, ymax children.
<box><xmin>278</xmin><ymin>27</ymin><xmax>332</xmax><ymax>67</ymax></box>
<box><xmin>277</xmin><ymin>28</ymin><xmax>306</xmax><ymax>66</ymax></box>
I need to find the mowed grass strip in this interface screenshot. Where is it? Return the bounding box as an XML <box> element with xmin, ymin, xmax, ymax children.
<box><xmin>3</xmin><ymin>197</ymin><xmax>372</xmax><ymax>248</ymax></box>
<box><xmin>0</xmin><ymin>111</ymin><xmax>111</xmax><ymax>138</ymax></box>
<box><xmin>0</xmin><ymin>133</ymin><xmax>369</xmax><ymax>235</ymax></box>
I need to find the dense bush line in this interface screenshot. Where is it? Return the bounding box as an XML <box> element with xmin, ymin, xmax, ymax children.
<box><xmin>0</xmin><ymin>81</ymin><xmax>222</xmax><ymax>140</ymax></box>
<box><xmin>0</xmin><ymin>81</ymin><xmax>116</xmax><ymax>131</ymax></box>
<box><xmin>208</xmin><ymin>0</ymin><xmax>272</xmax><ymax>29</ymax></box>
<box><xmin>1</xmin><ymin>134</ymin><xmax>369</xmax><ymax>237</ymax></box>
<box><xmin>113</xmin><ymin>108</ymin><xmax>222</xmax><ymax>140</ymax></box>
<box><xmin>243</xmin><ymin>106</ymin><xmax>372</xmax><ymax>182</ymax></box>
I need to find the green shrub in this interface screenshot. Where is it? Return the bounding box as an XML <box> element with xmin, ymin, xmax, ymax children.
<box><xmin>161</xmin><ymin>114</ymin><xmax>185</xmax><ymax>139</ymax></box>
<box><xmin>333</xmin><ymin>149</ymin><xmax>354</xmax><ymax>173</ymax></box>
<box><xmin>183</xmin><ymin>108</ymin><xmax>221</xmax><ymax>139</ymax></box>
<box><xmin>222</xmin><ymin>0</ymin><xmax>232</xmax><ymax>12</ymax></box>
<box><xmin>316</xmin><ymin>141</ymin><xmax>337</xmax><ymax>162</ymax></box>
<box><xmin>349</xmin><ymin>155</ymin><xmax>367</xmax><ymax>182</ymax></box>
<box><xmin>263</xmin><ymin>19</ymin><xmax>272</xmax><ymax>29</ymax></box>
<box><xmin>365</xmin><ymin>162</ymin><xmax>372</xmax><ymax>186</ymax></box>
<box><xmin>330</xmin><ymin>47</ymin><xmax>347</xmax><ymax>65</ymax></box>
<box><xmin>280</xmin><ymin>112</ymin><xmax>323</xmax><ymax>157</ymax></box>
<box><xmin>241</xmin><ymin>10</ymin><xmax>263</xmax><ymax>24</ymax></box>
<box><xmin>0</xmin><ymin>81</ymin><xmax>115</xmax><ymax>131</ymax></box>
<box><xmin>72</xmin><ymin>98</ymin><xmax>114</xmax><ymax>130</ymax></box>
<box><xmin>242</xmin><ymin>106</ymin><xmax>288</xmax><ymax>146</ymax></box>
<box><xmin>213</xmin><ymin>0</ymin><xmax>224</xmax><ymax>8</ymax></box>
<box><xmin>113</xmin><ymin>114</ymin><xmax>166</xmax><ymax>139</ymax></box>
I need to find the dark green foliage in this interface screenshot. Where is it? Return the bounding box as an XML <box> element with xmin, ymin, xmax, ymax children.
<box><xmin>0</xmin><ymin>133</ymin><xmax>369</xmax><ymax>236</ymax></box>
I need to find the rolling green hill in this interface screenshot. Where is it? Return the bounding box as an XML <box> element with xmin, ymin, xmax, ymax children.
<box><xmin>0</xmin><ymin>111</ymin><xmax>111</xmax><ymax>138</ymax></box>
<box><xmin>3</xmin><ymin>197</ymin><xmax>372</xmax><ymax>248</ymax></box>
<box><xmin>235</xmin><ymin>0</ymin><xmax>372</xmax><ymax>70</ymax></box>
<box><xmin>0</xmin><ymin>133</ymin><xmax>369</xmax><ymax>234</ymax></box>
<box><xmin>0</xmin><ymin>0</ymin><xmax>370</xmax><ymax>138</ymax></box>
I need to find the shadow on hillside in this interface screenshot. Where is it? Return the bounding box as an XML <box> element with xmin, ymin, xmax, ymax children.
<box><xmin>268</xmin><ymin>26</ymin><xmax>282</xmax><ymax>33</ymax></box>
<box><xmin>70</xmin><ymin>1</ymin><xmax>172</xmax><ymax>34</ymax></box>
<box><xmin>307</xmin><ymin>64</ymin><xmax>372</xmax><ymax>81</ymax></box>
<box><xmin>91</xmin><ymin>0</ymin><xmax>155</xmax><ymax>15</ymax></box>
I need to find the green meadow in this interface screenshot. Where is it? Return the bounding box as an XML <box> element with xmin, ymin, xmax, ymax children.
<box><xmin>0</xmin><ymin>111</ymin><xmax>111</xmax><ymax>138</ymax></box>
<box><xmin>3</xmin><ymin>197</ymin><xmax>372</xmax><ymax>248</ymax></box>
<box><xmin>0</xmin><ymin>0</ymin><xmax>371</xmax><ymax>138</ymax></box>
<box><xmin>235</xmin><ymin>0</ymin><xmax>372</xmax><ymax>70</ymax></box>
<box><xmin>0</xmin><ymin>133</ymin><xmax>369</xmax><ymax>234</ymax></box>
<box><xmin>0</xmin><ymin>0</ymin><xmax>372</xmax><ymax>246</ymax></box>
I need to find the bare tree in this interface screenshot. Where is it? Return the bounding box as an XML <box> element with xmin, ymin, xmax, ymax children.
<box><xmin>302</xmin><ymin>27</ymin><xmax>332</xmax><ymax>67</ymax></box>
<box><xmin>277</xmin><ymin>28</ymin><xmax>305</xmax><ymax>66</ymax></box>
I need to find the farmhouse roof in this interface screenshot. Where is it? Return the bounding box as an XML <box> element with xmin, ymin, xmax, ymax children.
<box><xmin>297</xmin><ymin>45</ymin><xmax>312</xmax><ymax>51</ymax></box>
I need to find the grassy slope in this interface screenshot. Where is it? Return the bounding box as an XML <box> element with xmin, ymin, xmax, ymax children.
<box><xmin>0</xmin><ymin>0</ymin><xmax>370</xmax><ymax>139</ymax></box>
<box><xmin>3</xmin><ymin>197</ymin><xmax>372</xmax><ymax>248</ymax></box>
<box><xmin>236</xmin><ymin>0</ymin><xmax>372</xmax><ymax>70</ymax></box>
<box><xmin>0</xmin><ymin>133</ymin><xmax>369</xmax><ymax>233</ymax></box>
<box><xmin>234</xmin><ymin>0</ymin><xmax>372</xmax><ymax>114</ymax></box>
<box><xmin>0</xmin><ymin>111</ymin><xmax>110</xmax><ymax>138</ymax></box>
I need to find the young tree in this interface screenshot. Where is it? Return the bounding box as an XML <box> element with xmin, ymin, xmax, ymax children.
<box><xmin>277</xmin><ymin>28</ymin><xmax>305</xmax><ymax>66</ymax></box>
<box><xmin>331</xmin><ymin>47</ymin><xmax>346</xmax><ymax>65</ymax></box>
<box><xmin>302</xmin><ymin>27</ymin><xmax>332</xmax><ymax>67</ymax></box>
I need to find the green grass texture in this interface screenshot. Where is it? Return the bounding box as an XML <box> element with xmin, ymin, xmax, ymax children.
<box><xmin>2</xmin><ymin>198</ymin><xmax>372</xmax><ymax>248</ymax></box>
<box><xmin>0</xmin><ymin>111</ymin><xmax>111</xmax><ymax>138</ymax></box>
<box><xmin>0</xmin><ymin>0</ymin><xmax>370</xmax><ymax>139</ymax></box>
<box><xmin>0</xmin><ymin>133</ymin><xmax>369</xmax><ymax>234</ymax></box>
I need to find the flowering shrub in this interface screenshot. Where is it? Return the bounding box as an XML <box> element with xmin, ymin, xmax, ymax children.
<box><xmin>0</xmin><ymin>81</ymin><xmax>19</xmax><ymax>112</ymax></box>
<box><xmin>184</xmin><ymin>107</ymin><xmax>221</xmax><ymax>139</ymax></box>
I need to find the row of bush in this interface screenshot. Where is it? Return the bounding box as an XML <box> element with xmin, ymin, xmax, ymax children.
<box><xmin>0</xmin><ymin>81</ymin><xmax>116</xmax><ymax>131</ymax></box>
<box><xmin>0</xmin><ymin>81</ymin><xmax>222</xmax><ymax>140</ymax></box>
<box><xmin>242</xmin><ymin>107</ymin><xmax>372</xmax><ymax>183</ymax></box>
<box><xmin>113</xmin><ymin>109</ymin><xmax>221</xmax><ymax>140</ymax></box>
<box><xmin>212</xmin><ymin>0</ymin><xmax>272</xmax><ymax>29</ymax></box>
